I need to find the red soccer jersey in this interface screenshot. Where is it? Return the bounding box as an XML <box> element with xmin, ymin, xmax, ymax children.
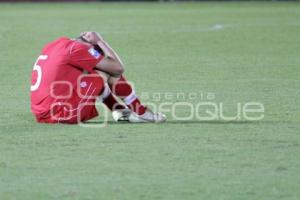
<box><xmin>30</xmin><ymin>37</ymin><xmax>103</xmax><ymax>116</ymax></box>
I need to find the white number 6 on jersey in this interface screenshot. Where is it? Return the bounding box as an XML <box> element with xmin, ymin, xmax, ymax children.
<box><xmin>31</xmin><ymin>55</ymin><xmax>48</xmax><ymax>91</ymax></box>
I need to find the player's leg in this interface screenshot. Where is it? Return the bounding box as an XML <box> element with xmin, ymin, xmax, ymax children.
<box><xmin>92</xmin><ymin>70</ymin><xmax>166</xmax><ymax>123</ymax></box>
<box><xmin>96</xmin><ymin>70</ymin><xmax>125</xmax><ymax>111</ymax></box>
<box><xmin>47</xmin><ymin>72</ymin><xmax>106</xmax><ymax>124</ymax></box>
<box><xmin>108</xmin><ymin>75</ymin><xmax>166</xmax><ymax>123</ymax></box>
<box><xmin>37</xmin><ymin>72</ymin><xmax>130</xmax><ymax>124</ymax></box>
<box><xmin>61</xmin><ymin>73</ymin><xmax>105</xmax><ymax>123</ymax></box>
<box><xmin>108</xmin><ymin>75</ymin><xmax>146</xmax><ymax>115</ymax></box>
<box><xmin>71</xmin><ymin>71</ymin><xmax>132</xmax><ymax>123</ymax></box>
<box><xmin>95</xmin><ymin>70</ymin><xmax>132</xmax><ymax>122</ymax></box>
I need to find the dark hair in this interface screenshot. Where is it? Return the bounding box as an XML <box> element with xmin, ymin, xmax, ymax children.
<box><xmin>77</xmin><ymin>36</ymin><xmax>104</xmax><ymax>54</ymax></box>
<box><xmin>78</xmin><ymin>36</ymin><xmax>89</xmax><ymax>43</ymax></box>
<box><xmin>94</xmin><ymin>45</ymin><xmax>104</xmax><ymax>54</ymax></box>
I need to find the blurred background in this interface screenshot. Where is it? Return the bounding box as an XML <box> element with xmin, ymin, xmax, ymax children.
<box><xmin>0</xmin><ymin>0</ymin><xmax>299</xmax><ymax>199</ymax></box>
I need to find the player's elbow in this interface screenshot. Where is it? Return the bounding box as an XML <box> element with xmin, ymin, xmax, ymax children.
<box><xmin>118</xmin><ymin>64</ymin><xmax>125</xmax><ymax>75</ymax></box>
<box><xmin>112</xmin><ymin>63</ymin><xmax>124</xmax><ymax>77</ymax></box>
<box><xmin>116</xmin><ymin>61</ymin><xmax>125</xmax><ymax>74</ymax></box>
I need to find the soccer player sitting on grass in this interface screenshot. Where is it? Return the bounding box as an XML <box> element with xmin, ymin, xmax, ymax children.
<box><xmin>30</xmin><ymin>31</ymin><xmax>166</xmax><ymax>124</ymax></box>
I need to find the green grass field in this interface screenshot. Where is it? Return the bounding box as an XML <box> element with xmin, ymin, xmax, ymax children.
<box><xmin>0</xmin><ymin>2</ymin><xmax>300</xmax><ymax>199</ymax></box>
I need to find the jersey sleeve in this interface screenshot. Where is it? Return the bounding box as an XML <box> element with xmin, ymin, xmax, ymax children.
<box><xmin>69</xmin><ymin>42</ymin><xmax>103</xmax><ymax>72</ymax></box>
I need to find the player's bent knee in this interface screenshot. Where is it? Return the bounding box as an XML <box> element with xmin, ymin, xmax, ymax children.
<box><xmin>95</xmin><ymin>70</ymin><xmax>109</xmax><ymax>83</ymax></box>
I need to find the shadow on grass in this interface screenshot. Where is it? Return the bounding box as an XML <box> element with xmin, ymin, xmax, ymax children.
<box><xmin>83</xmin><ymin>120</ymin><xmax>260</xmax><ymax>125</ymax></box>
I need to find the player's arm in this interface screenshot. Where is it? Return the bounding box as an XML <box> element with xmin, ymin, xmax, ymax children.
<box><xmin>95</xmin><ymin>40</ymin><xmax>124</xmax><ymax>77</ymax></box>
<box><xmin>81</xmin><ymin>32</ymin><xmax>124</xmax><ymax>77</ymax></box>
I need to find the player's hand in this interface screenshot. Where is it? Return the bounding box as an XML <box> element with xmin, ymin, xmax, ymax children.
<box><xmin>80</xmin><ymin>31</ymin><xmax>103</xmax><ymax>45</ymax></box>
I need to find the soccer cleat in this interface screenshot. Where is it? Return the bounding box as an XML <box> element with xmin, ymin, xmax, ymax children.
<box><xmin>128</xmin><ymin>109</ymin><xmax>167</xmax><ymax>123</ymax></box>
<box><xmin>112</xmin><ymin>108</ymin><xmax>132</xmax><ymax>122</ymax></box>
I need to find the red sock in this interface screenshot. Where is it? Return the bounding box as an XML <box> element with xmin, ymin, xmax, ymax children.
<box><xmin>99</xmin><ymin>84</ymin><xmax>125</xmax><ymax>111</ymax></box>
<box><xmin>112</xmin><ymin>75</ymin><xmax>146</xmax><ymax>115</ymax></box>
<box><xmin>103</xmin><ymin>93</ymin><xmax>125</xmax><ymax>111</ymax></box>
